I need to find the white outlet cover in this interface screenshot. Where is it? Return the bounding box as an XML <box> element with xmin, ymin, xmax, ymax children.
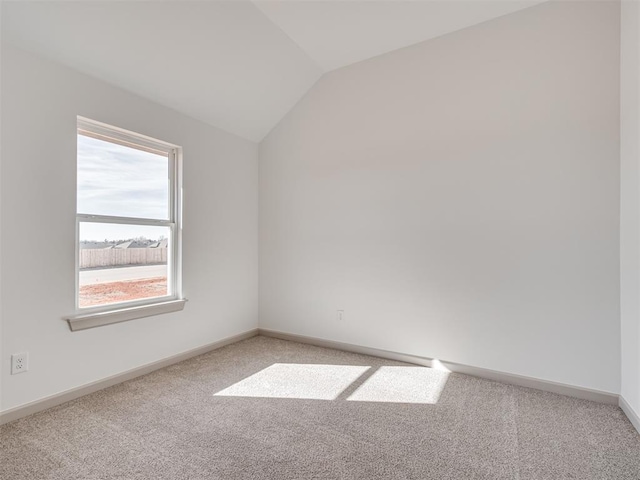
<box><xmin>11</xmin><ymin>352</ymin><xmax>29</xmax><ymax>375</ymax></box>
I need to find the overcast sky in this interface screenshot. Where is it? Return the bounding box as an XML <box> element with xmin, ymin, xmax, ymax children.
<box><xmin>77</xmin><ymin>134</ymin><xmax>169</xmax><ymax>241</ymax></box>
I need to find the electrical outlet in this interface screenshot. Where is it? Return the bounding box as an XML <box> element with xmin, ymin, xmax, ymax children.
<box><xmin>337</xmin><ymin>310</ymin><xmax>345</xmax><ymax>321</ymax></box>
<box><xmin>11</xmin><ymin>352</ymin><xmax>29</xmax><ymax>375</ymax></box>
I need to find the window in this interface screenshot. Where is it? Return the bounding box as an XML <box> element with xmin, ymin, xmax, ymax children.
<box><xmin>67</xmin><ymin>118</ymin><xmax>184</xmax><ymax>331</ymax></box>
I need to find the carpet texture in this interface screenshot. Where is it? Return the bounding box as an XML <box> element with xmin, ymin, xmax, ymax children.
<box><xmin>1</xmin><ymin>335</ymin><xmax>639</xmax><ymax>479</ymax></box>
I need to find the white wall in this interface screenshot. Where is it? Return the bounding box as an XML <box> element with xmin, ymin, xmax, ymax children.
<box><xmin>620</xmin><ymin>0</ymin><xmax>640</xmax><ymax>419</ymax></box>
<box><xmin>0</xmin><ymin>3</ymin><xmax>4</xmax><ymax>412</ymax></box>
<box><xmin>0</xmin><ymin>45</ymin><xmax>259</xmax><ymax>412</ymax></box>
<box><xmin>260</xmin><ymin>1</ymin><xmax>621</xmax><ymax>393</ymax></box>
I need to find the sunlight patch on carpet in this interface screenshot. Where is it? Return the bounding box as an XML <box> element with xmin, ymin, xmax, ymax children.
<box><xmin>214</xmin><ymin>363</ymin><xmax>370</xmax><ymax>400</ymax></box>
<box><xmin>347</xmin><ymin>366</ymin><xmax>449</xmax><ymax>404</ymax></box>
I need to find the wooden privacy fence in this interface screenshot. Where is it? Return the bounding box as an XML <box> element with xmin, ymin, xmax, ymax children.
<box><xmin>80</xmin><ymin>248</ymin><xmax>167</xmax><ymax>269</ymax></box>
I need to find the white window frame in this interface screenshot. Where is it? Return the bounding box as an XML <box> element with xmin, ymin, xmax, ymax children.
<box><xmin>66</xmin><ymin>117</ymin><xmax>185</xmax><ymax>331</ymax></box>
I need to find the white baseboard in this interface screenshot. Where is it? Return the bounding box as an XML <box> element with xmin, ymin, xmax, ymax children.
<box><xmin>619</xmin><ymin>396</ymin><xmax>640</xmax><ymax>434</ymax></box>
<box><xmin>0</xmin><ymin>328</ymin><xmax>259</xmax><ymax>426</ymax></box>
<box><xmin>258</xmin><ymin>328</ymin><xmax>619</xmax><ymax>405</ymax></box>
<box><xmin>1</xmin><ymin>327</ymin><xmax>624</xmax><ymax>427</ymax></box>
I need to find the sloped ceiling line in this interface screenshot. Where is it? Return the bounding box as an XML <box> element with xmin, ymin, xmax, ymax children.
<box><xmin>2</xmin><ymin>0</ymin><xmax>547</xmax><ymax>142</ymax></box>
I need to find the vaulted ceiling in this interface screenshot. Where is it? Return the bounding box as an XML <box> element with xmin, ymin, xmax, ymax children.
<box><xmin>2</xmin><ymin>1</ymin><xmax>546</xmax><ymax>142</ymax></box>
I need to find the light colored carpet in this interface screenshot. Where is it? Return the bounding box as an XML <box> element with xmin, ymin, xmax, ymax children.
<box><xmin>1</xmin><ymin>335</ymin><xmax>639</xmax><ymax>479</ymax></box>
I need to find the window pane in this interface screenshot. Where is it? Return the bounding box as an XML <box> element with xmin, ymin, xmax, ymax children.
<box><xmin>79</xmin><ymin>222</ymin><xmax>171</xmax><ymax>308</ymax></box>
<box><xmin>77</xmin><ymin>134</ymin><xmax>169</xmax><ymax>220</ymax></box>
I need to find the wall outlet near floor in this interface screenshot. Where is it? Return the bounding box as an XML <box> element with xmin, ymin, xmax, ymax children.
<box><xmin>11</xmin><ymin>352</ymin><xmax>29</xmax><ymax>375</ymax></box>
<box><xmin>337</xmin><ymin>310</ymin><xmax>345</xmax><ymax>321</ymax></box>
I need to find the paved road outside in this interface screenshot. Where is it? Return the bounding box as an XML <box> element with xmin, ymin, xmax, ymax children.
<box><xmin>79</xmin><ymin>265</ymin><xmax>167</xmax><ymax>286</ymax></box>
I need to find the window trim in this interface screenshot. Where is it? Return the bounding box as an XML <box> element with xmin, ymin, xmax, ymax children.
<box><xmin>67</xmin><ymin>299</ymin><xmax>187</xmax><ymax>332</ymax></box>
<box><xmin>66</xmin><ymin>117</ymin><xmax>184</xmax><ymax>330</ymax></box>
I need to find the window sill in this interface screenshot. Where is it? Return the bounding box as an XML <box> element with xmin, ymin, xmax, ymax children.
<box><xmin>65</xmin><ymin>299</ymin><xmax>187</xmax><ymax>331</ymax></box>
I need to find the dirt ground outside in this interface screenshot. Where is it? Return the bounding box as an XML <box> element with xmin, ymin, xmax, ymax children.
<box><xmin>79</xmin><ymin>277</ymin><xmax>167</xmax><ymax>308</ymax></box>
